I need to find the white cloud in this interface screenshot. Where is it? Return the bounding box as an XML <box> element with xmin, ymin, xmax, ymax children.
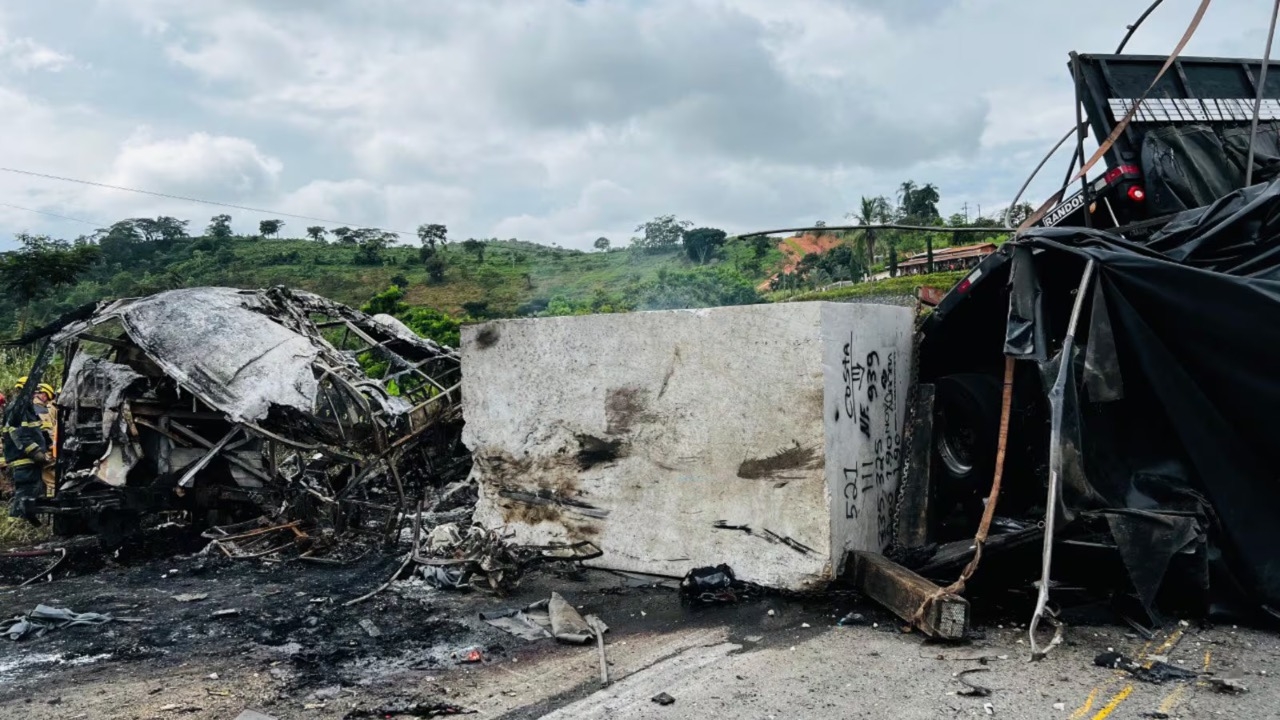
<box><xmin>0</xmin><ymin>30</ymin><xmax>72</xmax><ymax>72</ymax></box>
<box><xmin>104</xmin><ymin>130</ymin><xmax>282</xmax><ymax>198</ymax></box>
<box><xmin>0</xmin><ymin>0</ymin><xmax>1270</xmax><ymax>247</ymax></box>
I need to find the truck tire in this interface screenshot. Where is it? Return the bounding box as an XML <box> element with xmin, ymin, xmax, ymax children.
<box><xmin>933</xmin><ymin>373</ymin><xmax>1003</xmax><ymax>528</ymax></box>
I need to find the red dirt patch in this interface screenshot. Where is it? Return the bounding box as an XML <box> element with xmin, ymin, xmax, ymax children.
<box><xmin>760</xmin><ymin>233</ymin><xmax>844</xmax><ymax>290</ymax></box>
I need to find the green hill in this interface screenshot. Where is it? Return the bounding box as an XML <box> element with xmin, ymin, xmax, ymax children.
<box><xmin>2</xmin><ymin>230</ymin><xmax>789</xmax><ymax>337</ymax></box>
<box><xmin>1</xmin><ymin>220</ymin><xmax>970</xmax><ymax>348</ymax></box>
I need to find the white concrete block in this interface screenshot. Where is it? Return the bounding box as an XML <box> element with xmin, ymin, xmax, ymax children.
<box><xmin>463</xmin><ymin>302</ymin><xmax>913</xmax><ymax>590</ymax></box>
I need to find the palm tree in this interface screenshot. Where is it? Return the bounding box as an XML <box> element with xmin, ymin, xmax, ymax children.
<box><xmin>848</xmin><ymin>195</ymin><xmax>889</xmax><ymax>268</ymax></box>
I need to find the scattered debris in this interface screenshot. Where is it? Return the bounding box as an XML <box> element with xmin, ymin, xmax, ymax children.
<box><xmin>680</xmin><ymin>564</ymin><xmax>740</xmax><ymax>605</ymax></box>
<box><xmin>1209</xmin><ymin>677</ymin><xmax>1249</xmax><ymax>695</ymax></box>
<box><xmin>1093</xmin><ymin>652</ymin><xmax>1199</xmax><ymax>684</ymax></box>
<box><xmin>234</xmin><ymin>710</ymin><xmax>279</xmax><ymax>720</ymax></box>
<box><xmin>0</xmin><ymin>547</ymin><xmax>68</xmax><ymax>589</ymax></box>
<box><xmin>480</xmin><ymin>592</ymin><xmax>606</xmax><ymax>645</ymax></box>
<box><xmin>359</xmin><ymin>618</ymin><xmax>381</xmax><ymax>638</ymax></box>
<box><xmin>343</xmin><ymin>701</ymin><xmax>475</xmax><ymax>718</ymax></box>
<box><xmin>1140</xmin><ymin>712</ymin><xmax>1170</xmax><ymax>719</ymax></box>
<box><xmin>211</xmin><ymin>608</ymin><xmax>240</xmax><ymax>618</ymax></box>
<box><xmin>479</xmin><ymin>602</ymin><xmax>553</xmax><ymax>641</ymax></box>
<box><xmin>651</xmin><ymin>692</ymin><xmax>676</xmax><ymax>706</ymax></box>
<box><xmin>837</xmin><ymin>612</ymin><xmax>868</xmax><ymax>626</ymax></box>
<box><xmin>171</xmin><ymin>593</ymin><xmax>208</xmax><ymax>603</ymax></box>
<box><xmin>983</xmin><ymin>702</ymin><xmax>994</xmax><ymax>715</ymax></box>
<box><xmin>587</xmin><ymin>614</ymin><xmax>609</xmax><ymax>686</ymax></box>
<box><xmin>2</xmin><ymin>604</ymin><xmax>118</xmax><ymax>641</ymax></box>
<box><xmin>955</xmin><ymin>668</ymin><xmax>992</xmax><ymax>697</ymax></box>
<box><xmin>460</xmin><ymin>647</ymin><xmax>483</xmax><ymax>664</ymax></box>
<box><xmin>412</xmin><ymin>523</ymin><xmax>601</xmax><ymax>594</ymax></box>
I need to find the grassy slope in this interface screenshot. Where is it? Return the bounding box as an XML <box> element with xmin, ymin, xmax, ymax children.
<box><xmin>766</xmin><ymin>270</ymin><xmax>968</xmax><ymax>303</ymax></box>
<box><xmin>160</xmin><ymin>237</ymin><xmax>788</xmax><ymax>317</ymax></box>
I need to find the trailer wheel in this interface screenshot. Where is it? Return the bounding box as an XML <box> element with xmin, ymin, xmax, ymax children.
<box><xmin>933</xmin><ymin>373</ymin><xmax>1002</xmax><ymax>529</ymax></box>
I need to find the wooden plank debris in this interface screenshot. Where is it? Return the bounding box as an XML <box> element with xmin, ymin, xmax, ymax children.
<box><xmin>847</xmin><ymin>550</ymin><xmax>969</xmax><ymax>640</ymax></box>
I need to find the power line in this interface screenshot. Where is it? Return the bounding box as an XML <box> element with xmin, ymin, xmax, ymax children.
<box><xmin>0</xmin><ymin>202</ymin><xmax>102</xmax><ymax>227</ymax></box>
<box><xmin>0</xmin><ymin>166</ymin><xmax>416</xmax><ymax>235</ymax></box>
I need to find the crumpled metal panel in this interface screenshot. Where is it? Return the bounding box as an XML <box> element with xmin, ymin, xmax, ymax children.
<box><xmin>112</xmin><ymin>288</ymin><xmax>323</xmax><ymax>424</ymax></box>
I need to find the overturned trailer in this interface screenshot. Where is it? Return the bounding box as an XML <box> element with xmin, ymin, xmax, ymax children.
<box><xmin>17</xmin><ymin>287</ymin><xmax>464</xmax><ymax>543</ymax></box>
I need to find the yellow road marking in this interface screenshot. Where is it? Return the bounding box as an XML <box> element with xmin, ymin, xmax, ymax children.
<box><xmin>1070</xmin><ymin>687</ymin><xmax>1099</xmax><ymax>718</ymax></box>
<box><xmin>1090</xmin><ymin>685</ymin><xmax>1133</xmax><ymax>720</ymax></box>
<box><xmin>1157</xmin><ymin>684</ymin><xmax>1188</xmax><ymax>714</ymax></box>
<box><xmin>1149</xmin><ymin>628</ymin><xmax>1183</xmax><ymax>660</ymax></box>
<box><xmin>1074</xmin><ymin>627</ymin><xmax>1186</xmax><ymax>719</ymax></box>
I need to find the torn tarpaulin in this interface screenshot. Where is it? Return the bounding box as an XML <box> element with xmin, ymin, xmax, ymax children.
<box><xmin>994</xmin><ymin>178</ymin><xmax>1280</xmax><ymax>612</ymax></box>
<box><xmin>2</xmin><ymin>604</ymin><xmax>117</xmax><ymax>641</ymax></box>
<box><xmin>480</xmin><ymin>592</ymin><xmax>606</xmax><ymax>644</ymax></box>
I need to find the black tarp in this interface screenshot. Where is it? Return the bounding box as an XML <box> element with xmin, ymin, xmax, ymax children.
<box><xmin>1010</xmin><ymin>177</ymin><xmax>1280</xmax><ymax>612</ymax></box>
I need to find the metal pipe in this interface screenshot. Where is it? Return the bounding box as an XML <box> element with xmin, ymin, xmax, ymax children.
<box><xmin>737</xmin><ymin>224</ymin><xmax>1011</xmax><ymax>240</ymax></box>
<box><xmin>1246</xmin><ymin>0</ymin><xmax>1280</xmax><ymax>187</ymax></box>
<box><xmin>1071</xmin><ymin>53</ymin><xmax>1094</xmax><ymax>229</ymax></box>
<box><xmin>1028</xmin><ymin>258</ymin><xmax>1096</xmax><ymax>660</ymax></box>
<box><xmin>1115</xmin><ymin>0</ymin><xmax>1166</xmax><ymax>54</ymax></box>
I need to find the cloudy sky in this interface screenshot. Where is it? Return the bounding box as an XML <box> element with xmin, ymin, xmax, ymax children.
<box><xmin>0</xmin><ymin>1</ymin><xmax>1266</xmax><ymax>250</ymax></box>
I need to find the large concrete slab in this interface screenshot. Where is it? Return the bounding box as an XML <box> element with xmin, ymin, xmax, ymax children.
<box><xmin>463</xmin><ymin>302</ymin><xmax>913</xmax><ymax>589</ymax></box>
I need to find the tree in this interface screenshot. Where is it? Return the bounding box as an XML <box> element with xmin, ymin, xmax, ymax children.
<box><xmin>812</xmin><ymin>220</ymin><xmax>828</xmax><ymax>237</ymax></box>
<box><xmin>683</xmin><ymin>227</ymin><xmax>727</xmax><ymax>264</ymax></box>
<box><xmin>461</xmin><ymin>300</ymin><xmax>490</xmax><ymax>319</ymax></box>
<box><xmin>306</xmin><ymin>225</ymin><xmax>327</xmax><ymax>242</ymax></box>
<box><xmin>897</xmin><ymin>181</ymin><xmax>941</xmax><ymax>223</ymax></box>
<box><xmin>0</xmin><ymin>233</ymin><xmax>101</xmax><ymax>307</ymax></box>
<box><xmin>332</xmin><ymin>226</ymin><xmax>355</xmax><ymax>245</ymax></box>
<box><xmin>96</xmin><ymin>220</ymin><xmax>142</xmax><ymax>265</ymax></box>
<box><xmin>848</xmin><ymin>196</ymin><xmax>891</xmax><ymax>267</ymax></box>
<box><xmin>134</xmin><ymin>216</ymin><xmax>189</xmax><ymax>244</ymax></box>
<box><xmin>352</xmin><ymin>229</ymin><xmax>392</xmax><ymax>265</ymax></box>
<box><xmin>417</xmin><ymin>223</ymin><xmax>447</xmax><ymax>252</ymax></box>
<box><xmin>424</xmin><ymin>255</ymin><xmax>447</xmax><ymax>283</ymax></box>
<box><xmin>748</xmin><ymin>235</ymin><xmax>774</xmax><ymax>259</ymax></box>
<box><xmin>634</xmin><ymin>215</ymin><xmax>692</xmax><ymax>252</ymax></box>
<box><xmin>461</xmin><ymin>239</ymin><xmax>486</xmax><ymax>264</ymax></box>
<box><xmin>593</xmin><ymin>237</ymin><xmax>610</xmax><ymax>252</ymax></box>
<box><xmin>259</xmin><ymin>219</ymin><xmax>284</xmax><ymax>238</ymax></box>
<box><xmin>207</xmin><ymin>214</ymin><xmax>234</xmax><ymax>241</ymax></box>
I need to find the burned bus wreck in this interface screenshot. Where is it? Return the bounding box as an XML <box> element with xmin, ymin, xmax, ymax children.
<box><xmin>18</xmin><ymin>286</ymin><xmax>465</xmax><ymax>544</ymax></box>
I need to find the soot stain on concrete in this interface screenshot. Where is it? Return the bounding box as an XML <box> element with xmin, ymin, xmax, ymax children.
<box><xmin>737</xmin><ymin>442</ymin><xmax>819</xmax><ymax>480</ymax></box>
<box><xmin>474</xmin><ymin>326</ymin><xmax>500</xmax><ymax>349</ymax></box>
<box><xmin>605</xmin><ymin>387</ymin><xmax>654</xmax><ymax>435</ymax></box>
<box><xmin>576</xmin><ymin>434</ymin><xmax>627</xmax><ymax>469</ymax></box>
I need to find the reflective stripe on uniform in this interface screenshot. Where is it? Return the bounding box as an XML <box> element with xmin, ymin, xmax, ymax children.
<box><xmin>8</xmin><ymin>458</ymin><xmax>34</xmax><ymax>468</ymax></box>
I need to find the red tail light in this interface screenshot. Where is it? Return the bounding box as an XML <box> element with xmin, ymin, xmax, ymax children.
<box><xmin>1104</xmin><ymin>164</ymin><xmax>1141</xmax><ymax>185</ymax></box>
<box><xmin>1127</xmin><ymin>186</ymin><xmax>1146</xmax><ymax>202</ymax></box>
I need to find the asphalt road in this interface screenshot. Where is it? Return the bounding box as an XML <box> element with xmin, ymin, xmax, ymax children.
<box><xmin>3</xmin><ymin>561</ymin><xmax>1277</xmax><ymax>719</ymax></box>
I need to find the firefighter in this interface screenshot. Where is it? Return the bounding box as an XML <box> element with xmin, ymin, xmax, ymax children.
<box><xmin>13</xmin><ymin>377</ymin><xmax>57</xmax><ymax>496</ymax></box>
<box><xmin>3</xmin><ymin>382</ymin><xmax>51</xmax><ymax>525</ymax></box>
